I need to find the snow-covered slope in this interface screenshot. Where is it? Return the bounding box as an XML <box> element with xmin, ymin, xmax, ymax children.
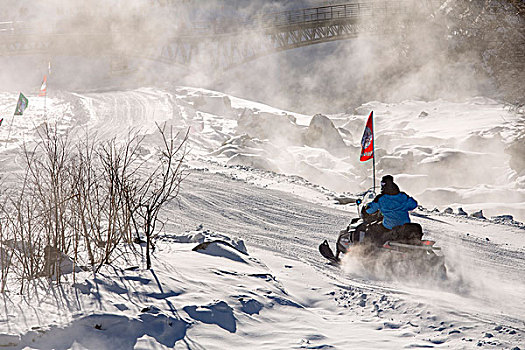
<box><xmin>0</xmin><ymin>87</ymin><xmax>523</xmax><ymax>349</ymax></box>
<box><xmin>0</xmin><ymin>170</ymin><xmax>522</xmax><ymax>349</ymax></box>
<box><xmin>2</xmin><ymin>87</ymin><xmax>522</xmax><ymax>221</ymax></box>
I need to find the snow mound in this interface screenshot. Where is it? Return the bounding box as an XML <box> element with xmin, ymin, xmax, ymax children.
<box><xmin>183</xmin><ymin>300</ymin><xmax>236</xmax><ymax>333</ymax></box>
<box><xmin>303</xmin><ymin>113</ymin><xmax>348</xmax><ymax>155</ymax></box>
<box><xmin>160</xmin><ymin>226</ymin><xmax>248</xmax><ymax>255</ymax></box>
<box><xmin>12</xmin><ymin>312</ymin><xmax>190</xmax><ymax>350</ymax></box>
<box><xmin>227</xmin><ymin>153</ymin><xmax>280</xmax><ymax>173</ymax></box>
<box><xmin>192</xmin><ymin>241</ymin><xmax>249</xmax><ymax>263</ymax></box>
<box><xmin>238</xmin><ymin>110</ymin><xmax>302</xmax><ymax>144</ymax></box>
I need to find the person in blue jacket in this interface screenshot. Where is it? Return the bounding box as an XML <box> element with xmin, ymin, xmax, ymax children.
<box><xmin>363</xmin><ymin>175</ymin><xmax>419</xmax><ymax>245</ymax></box>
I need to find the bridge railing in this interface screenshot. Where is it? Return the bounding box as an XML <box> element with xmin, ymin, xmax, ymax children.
<box><xmin>0</xmin><ymin>1</ymin><xmax>412</xmax><ymax>39</ymax></box>
<box><xmin>188</xmin><ymin>1</ymin><xmax>410</xmax><ymax>36</ymax></box>
<box><xmin>255</xmin><ymin>1</ymin><xmax>409</xmax><ymax>29</ymax></box>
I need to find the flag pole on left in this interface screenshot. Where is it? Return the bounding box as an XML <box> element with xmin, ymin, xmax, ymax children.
<box><xmin>5</xmin><ymin>92</ymin><xmax>28</xmax><ymax>147</ymax></box>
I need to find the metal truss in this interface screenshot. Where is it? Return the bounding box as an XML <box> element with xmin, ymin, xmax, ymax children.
<box><xmin>155</xmin><ymin>2</ymin><xmax>413</xmax><ymax>71</ymax></box>
<box><xmin>0</xmin><ymin>2</ymin><xmax>420</xmax><ymax>71</ymax></box>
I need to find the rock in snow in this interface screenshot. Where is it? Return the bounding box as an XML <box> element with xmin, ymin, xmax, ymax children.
<box><xmin>471</xmin><ymin>210</ymin><xmax>486</xmax><ymax>219</ymax></box>
<box><xmin>444</xmin><ymin>207</ymin><xmax>454</xmax><ymax>214</ymax></box>
<box><xmin>457</xmin><ymin>207</ymin><xmax>468</xmax><ymax>216</ymax></box>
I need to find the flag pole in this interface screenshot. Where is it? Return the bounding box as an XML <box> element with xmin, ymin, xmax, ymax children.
<box><xmin>6</xmin><ymin>93</ymin><xmax>28</xmax><ymax>148</ymax></box>
<box><xmin>44</xmin><ymin>72</ymin><xmax>48</xmax><ymax>117</ymax></box>
<box><xmin>41</xmin><ymin>74</ymin><xmax>47</xmax><ymax>118</ymax></box>
<box><xmin>5</xmin><ymin>94</ymin><xmax>19</xmax><ymax>147</ymax></box>
<box><xmin>372</xmin><ymin>146</ymin><xmax>376</xmax><ymax>192</ymax></box>
<box><xmin>360</xmin><ymin>111</ymin><xmax>375</xmax><ymax>191</ymax></box>
<box><xmin>372</xmin><ymin>113</ymin><xmax>376</xmax><ymax>193</ymax></box>
<box><xmin>4</xmin><ymin>112</ymin><xmax>16</xmax><ymax>148</ymax></box>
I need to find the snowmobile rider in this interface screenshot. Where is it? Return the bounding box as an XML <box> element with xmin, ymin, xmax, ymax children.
<box><xmin>362</xmin><ymin>175</ymin><xmax>420</xmax><ymax>245</ymax></box>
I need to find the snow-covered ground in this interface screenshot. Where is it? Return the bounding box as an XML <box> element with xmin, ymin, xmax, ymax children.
<box><xmin>0</xmin><ymin>87</ymin><xmax>523</xmax><ymax>349</ymax></box>
<box><xmin>2</xmin><ymin>87</ymin><xmax>522</xmax><ymax>221</ymax></box>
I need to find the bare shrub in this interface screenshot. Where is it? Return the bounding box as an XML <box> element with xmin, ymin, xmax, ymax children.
<box><xmin>0</xmin><ymin>122</ymin><xmax>188</xmax><ymax>290</ymax></box>
<box><xmin>95</xmin><ymin>132</ymin><xmax>147</xmax><ymax>270</ymax></box>
<box><xmin>124</xmin><ymin>124</ymin><xmax>189</xmax><ymax>269</ymax></box>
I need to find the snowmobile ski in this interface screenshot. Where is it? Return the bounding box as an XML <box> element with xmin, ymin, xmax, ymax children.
<box><xmin>385</xmin><ymin>241</ymin><xmax>441</xmax><ymax>251</ymax></box>
<box><xmin>319</xmin><ymin>240</ymin><xmax>340</xmax><ymax>264</ymax></box>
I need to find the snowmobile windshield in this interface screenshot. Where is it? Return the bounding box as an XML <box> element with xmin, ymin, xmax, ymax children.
<box><xmin>359</xmin><ymin>189</ymin><xmax>381</xmax><ymax>222</ymax></box>
<box><xmin>361</xmin><ymin>189</ymin><xmax>376</xmax><ymax>208</ymax></box>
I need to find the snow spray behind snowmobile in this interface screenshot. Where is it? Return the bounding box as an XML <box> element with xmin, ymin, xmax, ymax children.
<box><xmin>319</xmin><ymin>190</ymin><xmax>447</xmax><ymax>279</ymax></box>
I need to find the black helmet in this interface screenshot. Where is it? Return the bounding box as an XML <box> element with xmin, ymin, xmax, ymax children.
<box><xmin>380</xmin><ymin>175</ymin><xmax>399</xmax><ymax>195</ymax></box>
<box><xmin>381</xmin><ymin>175</ymin><xmax>394</xmax><ymax>188</ymax></box>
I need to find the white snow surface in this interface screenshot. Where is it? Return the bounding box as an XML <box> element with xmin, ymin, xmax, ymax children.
<box><xmin>0</xmin><ymin>87</ymin><xmax>523</xmax><ymax>349</ymax></box>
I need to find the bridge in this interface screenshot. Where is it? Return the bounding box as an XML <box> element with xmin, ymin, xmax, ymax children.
<box><xmin>0</xmin><ymin>2</ymin><xmax>435</xmax><ymax>71</ymax></box>
<box><xmin>158</xmin><ymin>1</ymin><xmax>418</xmax><ymax>70</ymax></box>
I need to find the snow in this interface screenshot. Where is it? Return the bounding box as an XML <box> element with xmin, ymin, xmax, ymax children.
<box><xmin>4</xmin><ymin>217</ymin><xmax>521</xmax><ymax>349</ymax></box>
<box><xmin>1</xmin><ymin>0</ymin><xmax>524</xmax><ymax>346</ymax></box>
<box><xmin>10</xmin><ymin>87</ymin><xmax>520</xmax><ymax>222</ymax></box>
<box><xmin>0</xmin><ymin>52</ymin><xmax>524</xmax><ymax>350</ymax></box>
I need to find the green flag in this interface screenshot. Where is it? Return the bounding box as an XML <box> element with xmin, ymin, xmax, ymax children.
<box><xmin>14</xmin><ymin>93</ymin><xmax>28</xmax><ymax>115</ymax></box>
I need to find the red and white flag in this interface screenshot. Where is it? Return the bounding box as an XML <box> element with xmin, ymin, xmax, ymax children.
<box><xmin>360</xmin><ymin>111</ymin><xmax>374</xmax><ymax>162</ymax></box>
<box><xmin>39</xmin><ymin>75</ymin><xmax>47</xmax><ymax>97</ymax></box>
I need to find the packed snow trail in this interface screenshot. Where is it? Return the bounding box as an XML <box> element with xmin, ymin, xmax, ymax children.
<box><xmin>166</xmin><ymin>169</ymin><xmax>350</xmax><ymax>263</ymax></box>
<box><xmin>0</xmin><ymin>165</ymin><xmax>521</xmax><ymax>348</ymax></box>
<box><xmin>167</xmin><ymin>168</ymin><xmax>525</xmax><ymax>339</ymax></box>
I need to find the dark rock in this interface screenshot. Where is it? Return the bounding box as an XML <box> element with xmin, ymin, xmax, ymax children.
<box><xmin>334</xmin><ymin>195</ymin><xmax>356</xmax><ymax>205</ymax></box>
<box><xmin>471</xmin><ymin>210</ymin><xmax>486</xmax><ymax>219</ymax></box>
<box><xmin>457</xmin><ymin>207</ymin><xmax>468</xmax><ymax>216</ymax></box>
<box><xmin>444</xmin><ymin>207</ymin><xmax>453</xmax><ymax>214</ymax></box>
<box><xmin>491</xmin><ymin>215</ymin><xmax>514</xmax><ymax>222</ymax></box>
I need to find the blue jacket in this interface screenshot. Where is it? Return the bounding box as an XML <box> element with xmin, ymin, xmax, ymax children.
<box><xmin>366</xmin><ymin>192</ymin><xmax>418</xmax><ymax>229</ymax></box>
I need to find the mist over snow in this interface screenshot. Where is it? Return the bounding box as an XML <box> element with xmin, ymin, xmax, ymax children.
<box><xmin>1</xmin><ymin>0</ymin><xmax>518</xmax><ymax>112</ymax></box>
<box><xmin>5</xmin><ymin>87</ymin><xmax>521</xmax><ymax>221</ymax></box>
<box><xmin>0</xmin><ymin>0</ymin><xmax>524</xmax><ymax>349</ymax></box>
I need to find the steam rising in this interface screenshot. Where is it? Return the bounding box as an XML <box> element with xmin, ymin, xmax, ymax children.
<box><xmin>1</xmin><ymin>0</ymin><xmax>520</xmax><ymax>112</ymax></box>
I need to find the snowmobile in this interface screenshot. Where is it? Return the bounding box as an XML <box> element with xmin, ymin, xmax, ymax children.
<box><xmin>319</xmin><ymin>190</ymin><xmax>447</xmax><ymax>279</ymax></box>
